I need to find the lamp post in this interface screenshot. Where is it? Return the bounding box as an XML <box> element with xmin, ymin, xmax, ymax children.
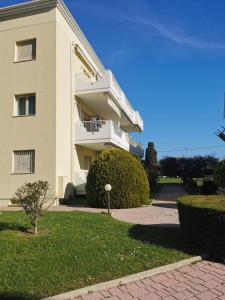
<box><xmin>197</xmin><ymin>179</ymin><xmax>203</xmax><ymax>187</ymax></box>
<box><xmin>196</xmin><ymin>179</ymin><xmax>203</xmax><ymax>193</ymax></box>
<box><xmin>105</xmin><ymin>184</ymin><xmax>112</xmax><ymax>215</ymax></box>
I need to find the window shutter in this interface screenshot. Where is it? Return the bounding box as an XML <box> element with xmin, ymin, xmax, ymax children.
<box><xmin>16</xmin><ymin>40</ymin><xmax>36</xmax><ymax>61</ymax></box>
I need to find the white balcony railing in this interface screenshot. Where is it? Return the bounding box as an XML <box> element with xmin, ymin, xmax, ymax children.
<box><xmin>75</xmin><ymin>70</ymin><xmax>143</xmax><ymax>131</ymax></box>
<box><xmin>74</xmin><ymin>170</ymin><xmax>89</xmax><ymax>195</ymax></box>
<box><xmin>129</xmin><ymin>136</ymin><xmax>144</xmax><ymax>158</ymax></box>
<box><xmin>74</xmin><ymin>120</ymin><xmax>130</xmax><ymax>151</ymax></box>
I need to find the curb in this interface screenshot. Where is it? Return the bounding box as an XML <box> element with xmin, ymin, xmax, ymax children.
<box><xmin>42</xmin><ymin>256</ymin><xmax>203</xmax><ymax>300</ymax></box>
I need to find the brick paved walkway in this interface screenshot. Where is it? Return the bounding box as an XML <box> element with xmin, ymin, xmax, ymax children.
<box><xmin>74</xmin><ymin>261</ymin><xmax>225</xmax><ymax>300</ymax></box>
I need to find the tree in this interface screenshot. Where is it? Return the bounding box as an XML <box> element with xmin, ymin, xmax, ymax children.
<box><xmin>159</xmin><ymin>155</ymin><xmax>218</xmax><ymax>182</ymax></box>
<box><xmin>180</xmin><ymin>156</ymin><xmax>219</xmax><ymax>182</ymax></box>
<box><xmin>159</xmin><ymin>157</ymin><xmax>180</xmax><ymax>177</ymax></box>
<box><xmin>12</xmin><ymin>181</ymin><xmax>54</xmax><ymax>234</ymax></box>
<box><xmin>145</xmin><ymin>142</ymin><xmax>160</xmax><ymax>189</ymax></box>
<box><xmin>214</xmin><ymin>160</ymin><xmax>225</xmax><ymax>188</ymax></box>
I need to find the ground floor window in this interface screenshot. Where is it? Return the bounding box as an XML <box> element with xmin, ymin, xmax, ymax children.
<box><xmin>13</xmin><ymin>150</ymin><xmax>35</xmax><ymax>174</ymax></box>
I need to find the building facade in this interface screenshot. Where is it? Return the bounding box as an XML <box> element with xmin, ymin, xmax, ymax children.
<box><xmin>0</xmin><ymin>0</ymin><xmax>144</xmax><ymax>205</ymax></box>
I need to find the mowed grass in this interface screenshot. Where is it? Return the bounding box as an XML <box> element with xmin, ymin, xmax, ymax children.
<box><xmin>159</xmin><ymin>177</ymin><xmax>183</xmax><ymax>184</ymax></box>
<box><xmin>0</xmin><ymin>212</ymin><xmax>195</xmax><ymax>300</ymax></box>
<box><xmin>179</xmin><ymin>195</ymin><xmax>225</xmax><ymax>212</ymax></box>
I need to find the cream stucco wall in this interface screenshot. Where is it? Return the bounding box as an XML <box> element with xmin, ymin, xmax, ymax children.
<box><xmin>55</xmin><ymin>8</ymin><xmax>103</xmax><ymax>197</ymax></box>
<box><xmin>0</xmin><ymin>0</ymin><xmax>141</xmax><ymax>203</ymax></box>
<box><xmin>0</xmin><ymin>8</ymin><xmax>57</xmax><ymax>203</ymax></box>
<box><xmin>0</xmin><ymin>4</ymin><xmax>104</xmax><ymax>204</ymax></box>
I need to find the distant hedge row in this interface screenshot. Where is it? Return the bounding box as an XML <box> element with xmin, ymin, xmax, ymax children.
<box><xmin>178</xmin><ymin>196</ymin><xmax>225</xmax><ymax>260</ymax></box>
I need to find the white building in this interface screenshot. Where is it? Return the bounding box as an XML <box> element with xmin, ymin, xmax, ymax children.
<box><xmin>0</xmin><ymin>0</ymin><xmax>144</xmax><ymax>205</ymax></box>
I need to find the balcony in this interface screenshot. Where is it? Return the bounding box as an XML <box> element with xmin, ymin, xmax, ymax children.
<box><xmin>74</xmin><ymin>70</ymin><xmax>143</xmax><ymax>132</ymax></box>
<box><xmin>74</xmin><ymin>120</ymin><xmax>130</xmax><ymax>151</ymax></box>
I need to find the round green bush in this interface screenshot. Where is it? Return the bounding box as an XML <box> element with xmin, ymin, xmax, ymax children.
<box><xmin>178</xmin><ymin>195</ymin><xmax>225</xmax><ymax>260</ymax></box>
<box><xmin>86</xmin><ymin>149</ymin><xmax>150</xmax><ymax>208</ymax></box>
<box><xmin>214</xmin><ymin>160</ymin><xmax>225</xmax><ymax>188</ymax></box>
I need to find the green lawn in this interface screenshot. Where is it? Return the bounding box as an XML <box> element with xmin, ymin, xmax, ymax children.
<box><xmin>0</xmin><ymin>212</ymin><xmax>196</xmax><ymax>300</ymax></box>
<box><xmin>179</xmin><ymin>195</ymin><xmax>225</xmax><ymax>211</ymax></box>
<box><xmin>159</xmin><ymin>177</ymin><xmax>183</xmax><ymax>184</ymax></box>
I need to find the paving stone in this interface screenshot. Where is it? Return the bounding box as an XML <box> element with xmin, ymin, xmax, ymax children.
<box><xmin>173</xmin><ymin>289</ymin><xmax>194</xmax><ymax>300</ymax></box>
<box><xmin>117</xmin><ymin>293</ymin><xmax>133</xmax><ymax>300</ymax></box>
<box><xmin>152</xmin><ymin>273</ymin><xmax>170</xmax><ymax>282</ymax></box>
<box><xmin>129</xmin><ymin>287</ymin><xmax>149</xmax><ymax>298</ymax></box>
<box><xmin>108</xmin><ymin>287</ymin><xmax>124</xmax><ymax>297</ymax></box>
<box><xmin>162</xmin><ymin>278</ymin><xmax>181</xmax><ymax>288</ymax></box>
<box><xmin>82</xmin><ymin>292</ymin><xmax>104</xmax><ymax>300</ymax></box>
<box><xmin>100</xmin><ymin>290</ymin><xmax>112</xmax><ymax>297</ymax></box>
<box><xmin>211</xmin><ymin>288</ymin><xmax>224</xmax><ymax>296</ymax></box>
<box><xmin>190</xmin><ymin>284</ymin><xmax>208</xmax><ymax>293</ymax></box>
<box><xmin>196</xmin><ymin>291</ymin><xmax>218</xmax><ymax>300</ymax></box>
<box><xmin>172</xmin><ymin>282</ymin><xmax>191</xmax><ymax>292</ymax></box>
<box><xmin>139</xmin><ymin>292</ymin><xmax>161</xmax><ymax>300</ymax></box>
<box><xmin>74</xmin><ymin>259</ymin><xmax>225</xmax><ymax>300</ymax></box>
<box><xmin>203</xmin><ymin>280</ymin><xmax>221</xmax><ymax>289</ymax></box>
<box><xmin>216</xmin><ymin>285</ymin><xmax>225</xmax><ymax>294</ymax></box>
<box><xmin>148</xmin><ymin>279</ymin><xmax>166</xmax><ymax>291</ymax></box>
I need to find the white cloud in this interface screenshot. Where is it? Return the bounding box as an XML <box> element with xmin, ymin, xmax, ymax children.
<box><xmin>124</xmin><ymin>15</ymin><xmax>225</xmax><ymax>50</ymax></box>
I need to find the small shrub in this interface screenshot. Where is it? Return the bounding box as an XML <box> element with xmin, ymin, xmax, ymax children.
<box><xmin>12</xmin><ymin>181</ymin><xmax>55</xmax><ymax>234</ymax></box>
<box><xmin>201</xmin><ymin>181</ymin><xmax>217</xmax><ymax>195</ymax></box>
<box><xmin>178</xmin><ymin>195</ymin><xmax>225</xmax><ymax>260</ymax></box>
<box><xmin>86</xmin><ymin>149</ymin><xmax>150</xmax><ymax>208</ymax></box>
<box><xmin>185</xmin><ymin>179</ymin><xmax>200</xmax><ymax>195</ymax></box>
<box><xmin>214</xmin><ymin>160</ymin><xmax>225</xmax><ymax>188</ymax></box>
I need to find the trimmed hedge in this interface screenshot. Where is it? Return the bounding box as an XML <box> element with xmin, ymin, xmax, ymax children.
<box><xmin>214</xmin><ymin>160</ymin><xmax>225</xmax><ymax>188</ymax></box>
<box><xmin>178</xmin><ymin>195</ymin><xmax>225</xmax><ymax>260</ymax></box>
<box><xmin>201</xmin><ymin>181</ymin><xmax>217</xmax><ymax>195</ymax></box>
<box><xmin>86</xmin><ymin>149</ymin><xmax>150</xmax><ymax>208</ymax></box>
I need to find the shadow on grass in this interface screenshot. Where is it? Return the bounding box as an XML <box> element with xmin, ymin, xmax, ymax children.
<box><xmin>0</xmin><ymin>293</ymin><xmax>35</xmax><ymax>300</ymax></box>
<box><xmin>129</xmin><ymin>224</ymin><xmax>200</xmax><ymax>256</ymax></box>
<box><xmin>152</xmin><ymin>203</ymin><xmax>177</xmax><ymax>209</ymax></box>
<box><xmin>0</xmin><ymin>222</ymin><xmax>29</xmax><ymax>233</ymax></box>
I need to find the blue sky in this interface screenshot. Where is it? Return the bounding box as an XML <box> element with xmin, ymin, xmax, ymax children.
<box><xmin>1</xmin><ymin>0</ymin><xmax>225</xmax><ymax>159</ymax></box>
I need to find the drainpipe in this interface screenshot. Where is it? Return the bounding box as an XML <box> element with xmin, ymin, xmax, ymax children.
<box><xmin>70</xmin><ymin>42</ymin><xmax>73</xmax><ymax>183</ymax></box>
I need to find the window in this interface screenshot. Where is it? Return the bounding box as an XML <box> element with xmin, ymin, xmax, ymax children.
<box><xmin>15</xmin><ymin>39</ymin><xmax>36</xmax><ymax>62</ymax></box>
<box><xmin>15</xmin><ymin>94</ymin><xmax>36</xmax><ymax>116</ymax></box>
<box><xmin>84</xmin><ymin>156</ymin><xmax>92</xmax><ymax>170</ymax></box>
<box><xmin>13</xmin><ymin>150</ymin><xmax>35</xmax><ymax>174</ymax></box>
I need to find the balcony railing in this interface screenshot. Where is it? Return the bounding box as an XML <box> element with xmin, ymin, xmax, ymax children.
<box><xmin>75</xmin><ymin>70</ymin><xmax>144</xmax><ymax>131</ymax></box>
<box><xmin>74</xmin><ymin>170</ymin><xmax>89</xmax><ymax>195</ymax></box>
<box><xmin>74</xmin><ymin>120</ymin><xmax>130</xmax><ymax>151</ymax></box>
<box><xmin>129</xmin><ymin>136</ymin><xmax>144</xmax><ymax>158</ymax></box>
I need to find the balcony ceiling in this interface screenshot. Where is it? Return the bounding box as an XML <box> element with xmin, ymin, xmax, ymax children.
<box><xmin>75</xmin><ymin>140</ymin><xmax>128</xmax><ymax>151</ymax></box>
<box><xmin>76</xmin><ymin>92</ymin><xmax>139</xmax><ymax>131</ymax></box>
<box><xmin>75</xmin><ymin>71</ymin><xmax>143</xmax><ymax>133</ymax></box>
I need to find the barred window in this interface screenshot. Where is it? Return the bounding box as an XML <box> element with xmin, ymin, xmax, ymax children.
<box><xmin>16</xmin><ymin>39</ymin><xmax>36</xmax><ymax>62</ymax></box>
<box><xmin>13</xmin><ymin>150</ymin><xmax>35</xmax><ymax>174</ymax></box>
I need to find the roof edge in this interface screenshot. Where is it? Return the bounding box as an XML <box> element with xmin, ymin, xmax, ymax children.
<box><xmin>0</xmin><ymin>0</ymin><xmax>105</xmax><ymax>73</ymax></box>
